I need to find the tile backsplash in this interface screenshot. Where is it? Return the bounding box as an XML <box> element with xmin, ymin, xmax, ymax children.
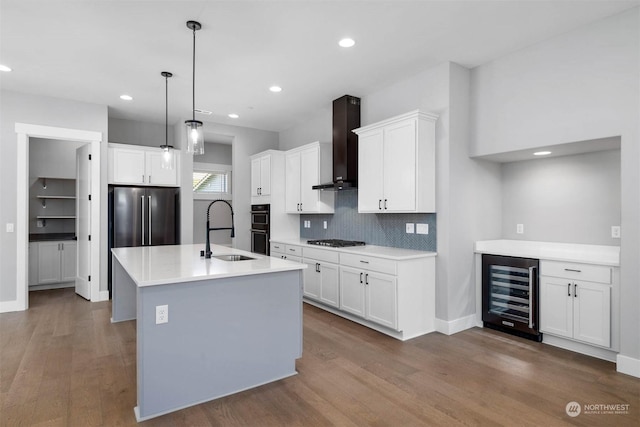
<box><xmin>300</xmin><ymin>190</ymin><xmax>437</xmax><ymax>251</ymax></box>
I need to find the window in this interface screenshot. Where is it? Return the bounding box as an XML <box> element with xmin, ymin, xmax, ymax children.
<box><xmin>193</xmin><ymin>171</ymin><xmax>228</xmax><ymax>193</ymax></box>
<box><xmin>193</xmin><ymin>162</ymin><xmax>232</xmax><ymax>199</ymax></box>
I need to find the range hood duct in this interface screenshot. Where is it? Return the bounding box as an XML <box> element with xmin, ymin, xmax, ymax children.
<box><xmin>312</xmin><ymin>95</ymin><xmax>361</xmax><ymax>191</ymax></box>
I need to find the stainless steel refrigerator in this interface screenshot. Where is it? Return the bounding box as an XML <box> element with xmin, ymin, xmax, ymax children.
<box><xmin>108</xmin><ymin>186</ymin><xmax>179</xmax><ymax>294</ymax></box>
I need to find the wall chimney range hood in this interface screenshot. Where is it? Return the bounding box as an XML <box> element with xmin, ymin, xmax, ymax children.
<box><xmin>312</xmin><ymin>95</ymin><xmax>361</xmax><ymax>191</ymax></box>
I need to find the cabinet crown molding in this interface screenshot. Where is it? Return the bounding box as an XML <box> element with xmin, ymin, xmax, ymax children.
<box><xmin>353</xmin><ymin>110</ymin><xmax>439</xmax><ymax>135</ymax></box>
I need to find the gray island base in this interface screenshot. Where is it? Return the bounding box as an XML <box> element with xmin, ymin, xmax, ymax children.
<box><xmin>111</xmin><ymin>244</ymin><xmax>304</xmax><ymax>422</ymax></box>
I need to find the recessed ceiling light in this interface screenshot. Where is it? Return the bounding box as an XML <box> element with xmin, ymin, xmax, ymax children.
<box><xmin>269</xmin><ymin>86</ymin><xmax>282</xmax><ymax>93</ymax></box>
<box><xmin>195</xmin><ymin>108</ymin><xmax>213</xmax><ymax>115</ymax></box>
<box><xmin>0</xmin><ymin>64</ymin><xmax>12</xmax><ymax>72</ymax></box>
<box><xmin>534</xmin><ymin>151</ymin><xmax>552</xmax><ymax>156</ymax></box>
<box><xmin>228</xmin><ymin>113</ymin><xmax>239</xmax><ymax>119</ymax></box>
<box><xmin>120</xmin><ymin>94</ymin><xmax>133</xmax><ymax>101</ymax></box>
<box><xmin>338</xmin><ymin>38</ymin><xmax>355</xmax><ymax>48</ymax></box>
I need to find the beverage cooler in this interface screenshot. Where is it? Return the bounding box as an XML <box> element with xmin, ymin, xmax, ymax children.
<box><xmin>482</xmin><ymin>254</ymin><xmax>541</xmax><ymax>341</ymax></box>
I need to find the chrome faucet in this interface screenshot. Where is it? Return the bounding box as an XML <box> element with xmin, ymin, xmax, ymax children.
<box><xmin>205</xmin><ymin>199</ymin><xmax>235</xmax><ymax>259</ymax></box>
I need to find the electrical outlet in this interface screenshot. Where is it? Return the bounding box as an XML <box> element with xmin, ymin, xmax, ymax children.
<box><xmin>611</xmin><ymin>226</ymin><xmax>621</xmax><ymax>239</ymax></box>
<box><xmin>416</xmin><ymin>223</ymin><xmax>429</xmax><ymax>235</ymax></box>
<box><xmin>323</xmin><ymin>221</ymin><xmax>327</xmax><ymax>229</ymax></box>
<box><xmin>304</xmin><ymin>220</ymin><xmax>310</xmax><ymax>228</ymax></box>
<box><xmin>406</xmin><ymin>223</ymin><xmax>415</xmax><ymax>234</ymax></box>
<box><xmin>156</xmin><ymin>305</ymin><xmax>168</xmax><ymax>324</ymax></box>
<box><xmin>516</xmin><ymin>224</ymin><xmax>524</xmax><ymax>234</ymax></box>
<box><xmin>6</xmin><ymin>223</ymin><xmax>14</xmax><ymax>233</ymax></box>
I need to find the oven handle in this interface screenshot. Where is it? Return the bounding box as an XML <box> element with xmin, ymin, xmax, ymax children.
<box><xmin>528</xmin><ymin>266</ymin><xmax>536</xmax><ymax>329</ymax></box>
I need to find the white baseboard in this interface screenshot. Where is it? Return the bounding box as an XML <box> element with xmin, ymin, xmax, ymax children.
<box><xmin>0</xmin><ymin>299</ymin><xmax>24</xmax><ymax>313</ymax></box>
<box><xmin>435</xmin><ymin>314</ymin><xmax>477</xmax><ymax>335</ymax></box>
<box><xmin>94</xmin><ymin>290</ymin><xmax>110</xmax><ymax>302</ymax></box>
<box><xmin>617</xmin><ymin>354</ymin><xmax>640</xmax><ymax>378</ymax></box>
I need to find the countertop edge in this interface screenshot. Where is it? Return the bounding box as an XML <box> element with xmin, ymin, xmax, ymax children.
<box><xmin>473</xmin><ymin>240</ymin><xmax>620</xmax><ymax>266</ymax></box>
<box><xmin>269</xmin><ymin>238</ymin><xmax>437</xmax><ymax>260</ymax></box>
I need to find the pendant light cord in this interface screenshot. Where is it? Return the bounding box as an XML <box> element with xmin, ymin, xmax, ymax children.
<box><xmin>192</xmin><ymin>26</ymin><xmax>196</xmax><ymax>121</ymax></box>
<box><xmin>165</xmin><ymin>74</ymin><xmax>169</xmax><ymax>147</ymax></box>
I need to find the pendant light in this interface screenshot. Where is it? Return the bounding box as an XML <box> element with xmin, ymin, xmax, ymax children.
<box><xmin>160</xmin><ymin>71</ymin><xmax>174</xmax><ymax>169</ymax></box>
<box><xmin>185</xmin><ymin>20</ymin><xmax>204</xmax><ymax>155</ymax></box>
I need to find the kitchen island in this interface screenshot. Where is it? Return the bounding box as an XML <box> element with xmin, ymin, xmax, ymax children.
<box><xmin>111</xmin><ymin>244</ymin><xmax>306</xmax><ymax>422</ymax></box>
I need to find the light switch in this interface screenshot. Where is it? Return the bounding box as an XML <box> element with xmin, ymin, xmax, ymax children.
<box><xmin>416</xmin><ymin>223</ymin><xmax>429</xmax><ymax>234</ymax></box>
<box><xmin>323</xmin><ymin>221</ymin><xmax>327</xmax><ymax>229</ymax></box>
<box><xmin>516</xmin><ymin>224</ymin><xmax>524</xmax><ymax>234</ymax></box>
<box><xmin>406</xmin><ymin>223</ymin><xmax>415</xmax><ymax>234</ymax></box>
<box><xmin>6</xmin><ymin>223</ymin><xmax>14</xmax><ymax>233</ymax></box>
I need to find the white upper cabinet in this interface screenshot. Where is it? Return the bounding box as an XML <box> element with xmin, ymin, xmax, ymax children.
<box><xmin>108</xmin><ymin>143</ymin><xmax>180</xmax><ymax>187</ymax></box>
<box><xmin>354</xmin><ymin>110</ymin><xmax>438</xmax><ymax>213</ymax></box>
<box><xmin>285</xmin><ymin>141</ymin><xmax>334</xmax><ymax>214</ymax></box>
<box><xmin>250</xmin><ymin>154</ymin><xmax>271</xmax><ymax>197</ymax></box>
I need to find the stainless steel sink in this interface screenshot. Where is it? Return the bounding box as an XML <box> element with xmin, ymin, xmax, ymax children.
<box><xmin>212</xmin><ymin>254</ymin><xmax>256</xmax><ymax>262</ymax></box>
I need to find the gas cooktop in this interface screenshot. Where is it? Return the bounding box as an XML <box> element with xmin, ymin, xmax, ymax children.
<box><xmin>306</xmin><ymin>239</ymin><xmax>366</xmax><ymax>248</ymax></box>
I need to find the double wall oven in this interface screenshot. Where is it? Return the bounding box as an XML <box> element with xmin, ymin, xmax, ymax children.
<box><xmin>250</xmin><ymin>204</ymin><xmax>270</xmax><ymax>255</ymax></box>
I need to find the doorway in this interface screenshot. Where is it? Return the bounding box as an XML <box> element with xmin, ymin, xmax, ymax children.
<box><xmin>16</xmin><ymin>124</ymin><xmax>102</xmax><ymax>311</ymax></box>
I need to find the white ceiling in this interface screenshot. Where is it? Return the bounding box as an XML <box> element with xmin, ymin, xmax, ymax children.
<box><xmin>1</xmin><ymin>1</ymin><xmax>638</xmax><ymax>133</ymax></box>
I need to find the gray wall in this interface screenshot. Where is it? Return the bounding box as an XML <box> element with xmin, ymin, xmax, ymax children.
<box><xmin>501</xmin><ymin>150</ymin><xmax>621</xmax><ymax>244</ymax></box>
<box><xmin>177</xmin><ymin>122</ymin><xmax>279</xmax><ymax>251</ymax></box>
<box><xmin>198</xmin><ymin>141</ymin><xmax>232</xmax><ymax>165</ymax></box>
<box><xmin>109</xmin><ymin>117</ymin><xmax>174</xmax><ymax>148</ymax></box>
<box><xmin>29</xmin><ymin>138</ymin><xmax>87</xmax><ymax>234</ymax></box>
<box><xmin>280</xmin><ymin>62</ymin><xmax>502</xmax><ymax>324</ymax></box>
<box><xmin>0</xmin><ymin>90</ymin><xmax>108</xmax><ymax>302</ymax></box>
<box><xmin>470</xmin><ymin>9</ymin><xmax>639</xmax><ymax>363</ymax></box>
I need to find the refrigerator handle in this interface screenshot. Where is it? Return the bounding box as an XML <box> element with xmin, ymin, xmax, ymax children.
<box><xmin>528</xmin><ymin>266</ymin><xmax>536</xmax><ymax>328</ymax></box>
<box><xmin>141</xmin><ymin>195</ymin><xmax>145</xmax><ymax>245</ymax></box>
<box><xmin>148</xmin><ymin>195</ymin><xmax>152</xmax><ymax>245</ymax></box>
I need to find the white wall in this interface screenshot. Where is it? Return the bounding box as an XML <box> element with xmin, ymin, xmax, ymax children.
<box><xmin>0</xmin><ymin>90</ymin><xmax>108</xmax><ymax>302</ymax></box>
<box><xmin>470</xmin><ymin>8</ymin><xmax>639</xmax><ymax>367</ymax></box>
<box><xmin>501</xmin><ymin>150</ymin><xmax>621</xmax><ymax>244</ymax></box>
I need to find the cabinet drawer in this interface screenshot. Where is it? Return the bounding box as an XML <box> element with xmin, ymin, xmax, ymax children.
<box><xmin>340</xmin><ymin>253</ymin><xmax>397</xmax><ymax>275</ymax></box>
<box><xmin>303</xmin><ymin>247</ymin><xmax>339</xmax><ymax>264</ymax></box>
<box><xmin>541</xmin><ymin>260</ymin><xmax>611</xmax><ymax>284</ymax></box>
<box><xmin>285</xmin><ymin>245</ymin><xmax>302</xmax><ymax>257</ymax></box>
<box><xmin>270</xmin><ymin>242</ymin><xmax>285</xmax><ymax>254</ymax></box>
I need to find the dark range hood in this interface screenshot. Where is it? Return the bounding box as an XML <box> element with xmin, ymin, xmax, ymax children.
<box><xmin>312</xmin><ymin>95</ymin><xmax>361</xmax><ymax>191</ymax></box>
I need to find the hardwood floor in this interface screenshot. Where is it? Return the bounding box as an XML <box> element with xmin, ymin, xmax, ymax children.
<box><xmin>1</xmin><ymin>288</ymin><xmax>638</xmax><ymax>426</ymax></box>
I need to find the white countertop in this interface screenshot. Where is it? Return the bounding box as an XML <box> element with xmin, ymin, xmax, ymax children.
<box><xmin>270</xmin><ymin>238</ymin><xmax>437</xmax><ymax>260</ymax></box>
<box><xmin>111</xmin><ymin>244</ymin><xmax>306</xmax><ymax>287</ymax></box>
<box><xmin>474</xmin><ymin>239</ymin><xmax>620</xmax><ymax>266</ymax></box>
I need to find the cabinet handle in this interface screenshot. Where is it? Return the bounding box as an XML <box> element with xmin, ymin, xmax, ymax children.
<box><xmin>574</xmin><ymin>283</ymin><xmax>578</xmax><ymax>298</ymax></box>
<box><xmin>360</xmin><ymin>272</ymin><xmax>363</xmax><ymax>284</ymax></box>
<box><xmin>384</xmin><ymin>199</ymin><xmax>388</xmax><ymax>210</ymax></box>
<box><xmin>567</xmin><ymin>283</ymin><xmax>571</xmax><ymax>297</ymax></box>
<box><xmin>61</xmin><ymin>243</ymin><xmax>64</xmax><ymax>251</ymax></box>
<box><xmin>378</xmin><ymin>199</ymin><xmax>382</xmax><ymax>210</ymax></box>
<box><xmin>289</xmin><ymin>248</ymin><xmax>296</xmax><ymax>252</ymax></box>
<box><xmin>142</xmin><ymin>175</ymin><xmax>145</xmax><ymax>184</ymax></box>
<box><xmin>299</xmin><ymin>203</ymin><xmax>302</xmax><ymax>212</ymax></box>
<box><xmin>316</xmin><ymin>263</ymin><xmax>320</xmax><ymax>273</ymax></box>
<box><xmin>528</xmin><ymin>266</ymin><xmax>536</xmax><ymax>328</ymax></box>
<box><xmin>564</xmin><ymin>268</ymin><xmax>581</xmax><ymax>273</ymax></box>
<box><xmin>365</xmin><ymin>273</ymin><xmax>369</xmax><ymax>285</ymax></box>
<box><xmin>141</xmin><ymin>195</ymin><xmax>145</xmax><ymax>245</ymax></box>
<box><xmin>149</xmin><ymin>175</ymin><xmax>151</xmax><ymax>184</ymax></box>
<box><xmin>148</xmin><ymin>196</ymin><xmax>152</xmax><ymax>245</ymax></box>
<box><xmin>359</xmin><ymin>260</ymin><xmax>369</xmax><ymax>264</ymax></box>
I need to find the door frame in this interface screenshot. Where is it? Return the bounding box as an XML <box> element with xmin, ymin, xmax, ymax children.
<box><xmin>15</xmin><ymin>123</ymin><xmax>103</xmax><ymax>310</ymax></box>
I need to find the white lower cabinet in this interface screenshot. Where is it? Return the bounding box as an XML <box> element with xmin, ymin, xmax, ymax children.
<box><xmin>270</xmin><ymin>243</ymin><xmax>302</xmax><ymax>263</ymax></box>
<box><xmin>303</xmin><ymin>248</ymin><xmax>340</xmax><ymax>308</ymax></box>
<box><xmin>340</xmin><ymin>266</ymin><xmax>397</xmax><ymax>329</ymax></box>
<box><xmin>32</xmin><ymin>240</ymin><xmax>77</xmax><ymax>285</ymax></box>
<box><xmin>540</xmin><ymin>260</ymin><xmax>612</xmax><ymax>348</ymax></box>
